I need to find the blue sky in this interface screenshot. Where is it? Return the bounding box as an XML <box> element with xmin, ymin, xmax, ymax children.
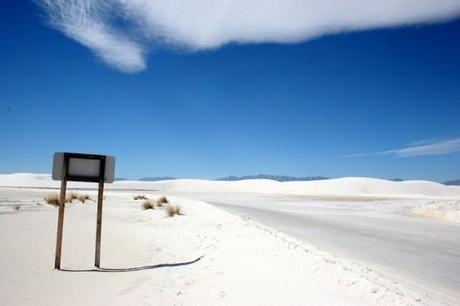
<box><xmin>1</xmin><ymin>1</ymin><xmax>460</xmax><ymax>181</ymax></box>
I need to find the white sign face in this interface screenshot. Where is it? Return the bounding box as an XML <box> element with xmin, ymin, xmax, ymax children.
<box><xmin>52</xmin><ymin>152</ymin><xmax>115</xmax><ymax>183</ymax></box>
<box><xmin>68</xmin><ymin>158</ymin><xmax>101</xmax><ymax>177</ymax></box>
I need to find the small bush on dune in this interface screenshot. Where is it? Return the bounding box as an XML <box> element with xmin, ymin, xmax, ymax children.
<box><xmin>67</xmin><ymin>192</ymin><xmax>79</xmax><ymax>202</ymax></box>
<box><xmin>134</xmin><ymin>195</ymin><xmax>148</xmax><ymax>200</ymax></box>
<box><xmin>44</xmin><ymin>194</ymin><xmax>60</xmax><ymax>206</ymax></box>
<box><xmin>14</xmin><ymin>204</ymin><xmax>21</xmax><ymax>211</ymax></box>
<box><xmin>157</xmin><ymin>196</ymin><xmax>169</xmax><ymax>204</ymax></box>
<box><xmin>78</xmin><ymin>194</ymin><xmax>91</xmax><ymax>203</ymax></box>
<box><xmin>143</xmin><ymin>200</ymin><xmax>155</xmax><ymax>210</ymax></box>
<box><xmin>157</xmin><ymin>196</ymin><xmax>169</xmax><ymax>207</ymax></box>
<box><xmin>44</xmin><ymin>192</ymin><xmax>91</xmax><ymax>206</ymax></box>
<box><xmin>166</xmin><ymin>204</ymin><xmax>182</xmax><ymax>217</ymax></box>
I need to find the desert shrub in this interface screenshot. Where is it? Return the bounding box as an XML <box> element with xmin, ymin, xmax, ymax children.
<box><xmin>14</xmin><ymin>204</ymin><xmax>21</xmax><ymax>211</ymax></box>
<box><xmin>44</xmin><ymin>194</ymin><xmax>60</xmax><ymax>206</ymax></box>
<box><xmin>67</xmin><ymin>192</ymin><xmax>79</xmax><ymax>202</ymax></box>
<box><xmin>134</xmin><ymin>195</ymin><xmax>148</xmax><ymax>200</ymax></box>
<box><xmin>44</xmin><ymin>193</ymin><xmax>89</xmax><ymax>206</ymax></box>
<box><xmin>157</xmin><ymin>196</ymin><xmax>169</xmax><ymax>207</ymax></box>
<box><xmin>143</xmin><ymin>200</ymin><xmax>154</xmax><ymax>210</ymax></box>
<box><xmin>166</xmin><ymin>204</ymin><xmax>182</xmax><ymax>217</ymax></box>
<box><xmin>78</xmin><ymin>194</ymin><xmax>91</xmax><ymax>203</ymax></box>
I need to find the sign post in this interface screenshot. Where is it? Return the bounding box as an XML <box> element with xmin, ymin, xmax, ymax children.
<box><xmin>94</xmin><ymin>155</ymin><xmax>105</xmax><ymax>268</ymax></box>
<box><xmin>52</xmin><ymin>152</ymin><xmax>115</xmax><ymax>270</ymax></box>
<box><xmin>54</xmin><ymin>164</ymin><xmax>67</xmax><ymax>270</ymax></box>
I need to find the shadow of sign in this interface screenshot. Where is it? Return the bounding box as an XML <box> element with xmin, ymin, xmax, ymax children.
<box><xmin>60</xmin><ymin>256</ymin><xmax>203</xmax><ymax>273</ymax></box>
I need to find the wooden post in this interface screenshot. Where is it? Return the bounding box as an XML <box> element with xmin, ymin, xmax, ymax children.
<box><xmin>95</xmin><ymin>180</ymin><xmax>104</xmax><ymax>268</ymax></box>
<box><xmin>95</xmin><ymin>157</ymin><xmax>106</xmax><ymax>268</ymax></box>
<box><xmin>54</xmin><ymin>175</ymin><xmax>67</xmax><ymax>269</ymax></box>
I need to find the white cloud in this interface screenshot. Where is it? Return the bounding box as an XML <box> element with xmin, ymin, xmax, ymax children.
<box><xmin>343</xmin><ymin>137</ymin><xmax>460</xmax><ymax>158</ymax></box>
<box><xmin>340</xmin><ymin>153</ymin><xmax>368</xmax><ymax>158</ymax></box>
<box><xmin>36</xmin><ymin>0</ymin><xmax>460</xmax><ymax>72</ymax></box>
<box><xmin>38</xmin><ymin>0</ymin><xmax>145</xmax><ymax>72</ymax></box>
<box><xmin>383</xmin><ymin>138</ymin><xmax>460</xmax><ymax>157</ymax></box>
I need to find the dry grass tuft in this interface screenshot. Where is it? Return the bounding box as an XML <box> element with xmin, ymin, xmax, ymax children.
<box><xmin>44</xmin><ymin>192</ymin><xmax>91</xmax><ymax>206</ymax></box>
<box><xmin>44</xmin><ymin>193</ymin><xmax>60</xmax><ymax>206</ymax></box>
<box><xmin>134</xmin><ymin>195</ymin><xmax>148</xmax><ymax>200</ymax></box>
<box><xmin>78</xmin><ymin>194</ymin><xmax>91</xmax><ymax>203</ymax></box>
<box><xmin>166</xmin><ymin>204</ymin><xmax>182</xmax><ymax>217</ymax></box>
<box><xmin>67</xmin><ymin>192</ymin><xmax>79</xmax><ymax>202</ymax></box>
<box><xmin>157</xmin><ymin>196</ymin><xmax>169</xmax><ymax>207</ymax></box>
<box><xmin>142</xmin><ymin>200</ymin><xmax>155</xmax><ymax>210</ymax></box>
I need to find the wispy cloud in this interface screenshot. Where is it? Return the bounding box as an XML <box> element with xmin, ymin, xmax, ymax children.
<box><xmin>382</xmin><ymin>137</ymin><xmax>460</xmax><ymax>157</ymax></box>
<box><xmin>343</xmin><ymin>137</ymin><xmax>460</xmax><ymax>158</ymax></box>
<box><xmin>36</xmin><ymin>0</ymin><xmax>460</xmax><ymax>72</ymax></box>
<box><xmin>38</xmin><ymin>0</ymin><xmax>146</xmax><ymax>72</ymax></box>
<box><xmin>340</xmin><ymin>153</ymin><xmax>369</xmax><ymax>158</ymax></box>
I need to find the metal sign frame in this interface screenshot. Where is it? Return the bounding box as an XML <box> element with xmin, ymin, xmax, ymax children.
<box><xmin>54</xmin><ymin>152</ymin><xmax>113</xmax><ymax>270</ymax></box>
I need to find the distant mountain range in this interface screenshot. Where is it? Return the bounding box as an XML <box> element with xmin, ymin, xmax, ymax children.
<box><xmin>139</xmin><ymin>176</ymin><xmax>177</xmax><ymax>181</ymax></box>
<box><xmin>444</xmin><ymin>180</ymin><xmax>460</xmax><ymax>186</ymax></box>
<box><xmin>216</xmin><ymin>175</ymin><xmax>329</xmax><ymax>182</ymax></box>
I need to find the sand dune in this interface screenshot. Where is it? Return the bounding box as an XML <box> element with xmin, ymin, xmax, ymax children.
<box><xmin>411</xmin><ymin>200</ymin><xmax>460</xmax><ymax>224</ymax></box>
<box><xmin>1</xmin><ymin>173</ymin><xmax>460</xmax><ymax>198</ymax></box>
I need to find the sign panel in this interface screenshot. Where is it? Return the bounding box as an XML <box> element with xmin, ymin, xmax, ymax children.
<box><xmin>52</xmin><ymin>152</ymin><xmax>115</xmax><ymax>183</ymax></box>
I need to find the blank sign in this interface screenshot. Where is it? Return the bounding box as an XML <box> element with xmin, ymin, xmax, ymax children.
<box><xmin>52</xmin><ymin>152</ymin><xmax>115</xmax><ymax>183</ymax></box>
<box><xmin>68</xmin><ymin>158</ymin><xmax>101</xmax><ymax>177</ymax></box>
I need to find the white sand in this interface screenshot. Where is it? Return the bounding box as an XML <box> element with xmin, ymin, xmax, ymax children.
<box><xmin>411</xmin><ymin>200</ymin><xmax>460</xmax><ymax>224</ymax></box>
<box><xmin>1</xmin><ymin>174</ymin><xmax>459</xmax><ymax>305</ymax></box>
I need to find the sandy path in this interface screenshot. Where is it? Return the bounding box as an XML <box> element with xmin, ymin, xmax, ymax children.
<box><xmin>179</xmin><ymin>193</ymin><xmax>460</xmax><ymax>304</ymax></box>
